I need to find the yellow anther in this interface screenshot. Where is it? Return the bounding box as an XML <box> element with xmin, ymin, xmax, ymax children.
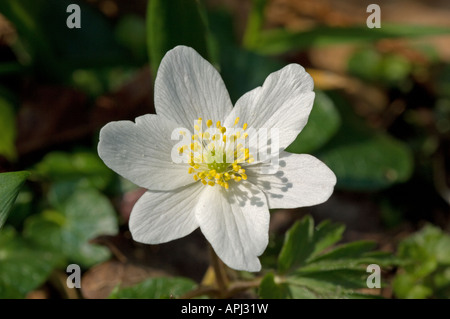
<box><xmin>243</xmin><ymin>123</ymin><xmax>248</xmax><ymax>130</ymax></box>
<box><xmin>186</xmin><ymin>117</ymin><xmax>251</xmax><ymax>189</ymax></box>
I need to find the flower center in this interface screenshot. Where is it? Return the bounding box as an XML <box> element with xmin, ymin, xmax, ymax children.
<box><xmin>178</xmin><ymin>117</ymin><xmax>254</xmax><ymax>189</ymax></box>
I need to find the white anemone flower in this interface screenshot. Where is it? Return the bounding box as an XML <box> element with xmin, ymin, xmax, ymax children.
<box><xmin>98</xmin><ymin>45</ymin><xmax>336</xmax><ymax>272</ymax></box>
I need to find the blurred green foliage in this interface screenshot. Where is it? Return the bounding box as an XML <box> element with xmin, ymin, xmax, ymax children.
<box><xmin>108</xmin><ymin>277</ymin><xmax>198</xmax><ymax>299</ymax></box>
<box><xmin>393</xmin><ymin>225</ymin><xmax>450</xmax><ymax>299</ymax></box>
<box><xmin>0</xmin><ymin>227</ymin><xmax>58</xmax><ymax>298</ymax></box>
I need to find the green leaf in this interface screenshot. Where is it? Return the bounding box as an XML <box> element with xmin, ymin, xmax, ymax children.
<box><xmin>147</xmin><ymin>0</ymin><xmax>211</xmax><ymax>79</ymax></box>
<box><xmin>315</xmin><ymin>93</ymin><xmax>414</xmax><ymax>191</ymax></box>
<box><xmin>0</xmin><ymin>171</ymin><xmax>30</xmax><ymax>229</ymax></box>
<box><xmin>24</xmin><ymin>188</ymin><xmax>118</xmax><ymax>267</ymax></box>
<box><xmin>249</xmin><ymin>24</ymin><xmax>450</xmax><ymax>55</ymax></box>
<box><xmin>0</xmin><ymin>97</ymin><xmax>17</xmax><ymax>161</ymax></box>
<box><xmin>258</xmin><ymin>272</ymin><xmax>289</xmax><ymax>299</ymax></box>
<box><xmin>278</xmin><ymin>216</ymin><xmax>314</xmax><ymax>274</ymax></box>
<box><xmin>286</xmin><ymin>91</ymin><xmax>341</xmax><ymax>154</ymax></box>
<box><xmin>34</xmin><ymin>151</ymin><xmax>114</xmax><ymax>190</ymax></box>
<box><xmin>320</xmin><ymin>132</ymin><xmax>414</xmax><ymax>191</ymax></box>
<box><xmin>310</xmin><ymin>241</ymin><xmax>377</xmax><ymax>263</ymax></box>
<box><xmin>278</xmin><ymin>216</ymin><xmax>345</xmax><ymax>274</ymax></box>
<box><xmin>0</xmin><ymin>227</ymin><xmax>58</xmax><ymax>298</ymax></box>
<box><xmin>270</xmin><ymin>216</ymin><xmax>394</xmax><ymax>299</ymax></box>
<box><xmin>108</xmin><ymin>277</ymin><xmax>197</xmax><ymax>299</ymax></box>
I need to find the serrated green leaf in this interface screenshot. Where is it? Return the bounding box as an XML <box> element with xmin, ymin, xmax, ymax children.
<box><xmin>0</xmin><ymin>97</ymin><xmax>17</xmax><ymax>161</ymax></box>
<box><xmin>278</xmin><ymin>216</ymin><xmax>314</xmax><ymax>274</ymax></box>
<box><xmin>310</xmin><ymin>241</ymin><xmax>377</xmax><ymax>264</ymax></box>
<box><xmin>147</xmin><ymin>0</ymin><xmax>211</xmax><ymax>79</ymax></box>
<box><xmin>0</xmin><ymin>227</ymin><xmax>59</xmax><ymax>298</ymax></box>
<box><xmin>24</xmin><ymin>188</ymin><xmax>118</xmax><ymax>267</ymax></box>
<box><xmin>308</xmin><ymin>220</ymin><xmax>345</xmax><ymax>260</ymax></box>
<box><xmin>0</xmin><ymin>171</ymin><xmax>30</xmax><ymax>229</ymax></box>
<box><xmin>286</xmin><ymin>91</ymin><xmax>341</xmax><ymax>154</ymax></box>
<box><xmin>249</xmin><ymin>25</ymin><xmax>450</xmax><ymax>55</ymax></box>
<box><xmin>290</xmin><ymin>269</ymin><xmax>369</xmax><ymax>290</ymax></box>
<box><xmin>258</xmin><ymin>272</ymin><xmax>289</xmax><ymax>299</ymax></box>
<box><xmin>108</xmin><ymin>277</ymin><xmax>197</xmax><ymax>299</ymax></box>
<box><xmin>274</xmin><ymin>216</ymin><xmax>392</xmax><ymax>299</ymax></box>
<box><xmin>278</xmin><ymin>216</ymin><xmax>345</xmax><ymax>274</ymax></box>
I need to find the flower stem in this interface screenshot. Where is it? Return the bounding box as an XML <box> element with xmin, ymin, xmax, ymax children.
<box><xmin>208</xmin><ymin>244</ymin><xmax>228</xmax><ymax>296</ymax></box>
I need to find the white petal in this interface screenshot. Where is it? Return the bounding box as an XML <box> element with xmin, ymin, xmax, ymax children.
<box><xmin>129</xmin><ymin>183</ymin><xmax>204</xmax><ymax>244</ymax></box>
<box><xmin>154</xmin><ymin>46</ymin><xmax>233</xmax><ymax>130</ymax></box>
<box><xmin>195</xmin><ymin>181</ymin><xmax>270</xmax><ymax>272</ymax></box>
<box><xmin>224</xmin><ymin>64</ymin><xmax>315</xmax><ymax>151</ymax></box>
<box><xmin>246</xmin><ymin>152</ymin><xmax>336</xmax><ymax>209</ymax></box>
<box><xmin>98</xmin><ymin>114</ymin><xmax>194</xmax><ymax>191</ymax></box>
